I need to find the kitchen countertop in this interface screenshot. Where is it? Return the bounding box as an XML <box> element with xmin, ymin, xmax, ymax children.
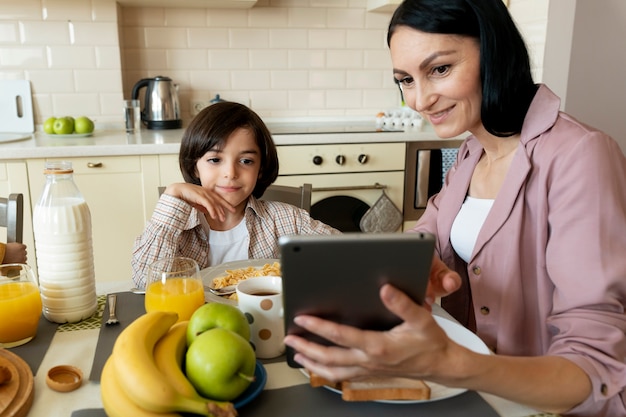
<box><xmin>0</xmin><ymin>122</ymin><xmax>467</xmax><ymax>160</ymax></box>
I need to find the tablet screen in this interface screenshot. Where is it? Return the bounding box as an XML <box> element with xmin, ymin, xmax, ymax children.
<box><xmin>279</xmin><ymin>232</ymin><xmax>435</xmax><ymax>368</ymax></box>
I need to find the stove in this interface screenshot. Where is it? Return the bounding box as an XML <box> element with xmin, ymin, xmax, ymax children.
<box><xmin>267</xmin><ymin>122</ymin><xmax>404</xmax><ymax>135</ymax></box>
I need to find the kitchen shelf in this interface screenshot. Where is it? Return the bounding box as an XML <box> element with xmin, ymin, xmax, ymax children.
<box><xmin>117</xmin><ymin>0</ymin><xmax>257</xmax><ymax>8</ymax></box>
<box><xmin>367</xmin><ymin>0</ymin><xmax>401</xmax><ymax>13</ymax></box>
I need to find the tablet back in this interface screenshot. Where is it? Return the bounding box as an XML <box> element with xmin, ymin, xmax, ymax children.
<box><xmin>279</xmin><ymin>232</ymin><xmax>435</xmax><ymax>368</ymax></box>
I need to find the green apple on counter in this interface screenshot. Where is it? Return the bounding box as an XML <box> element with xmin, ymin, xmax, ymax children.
<box><xmin>186</xmin><ymin>302</ymin><xmax>251</xmax><ymax>345</ymax></box>
<box><xmin>53</xmin><ymin>117</ymin><xmax>74</xmax><ymax>134</ymax></box>
<box><xmin>44</xmin><ymin>115</ymin><xmax>95</xmax><ymax>135</ymax></box>
<box><xmin>185</xmin><ymin>327</ymin><xmax>256</xmax><ymax>401</ymax></box>
<box><xmin>74</xmin><ymin>116</ymin><xmax>95</xmax><ymax>134</ymax></box>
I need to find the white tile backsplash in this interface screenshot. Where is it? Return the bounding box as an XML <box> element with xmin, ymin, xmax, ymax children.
<box><xmin>0</xmin><ymin>0</ymin><xmax>547</xmax><ymax>125</ymax></box>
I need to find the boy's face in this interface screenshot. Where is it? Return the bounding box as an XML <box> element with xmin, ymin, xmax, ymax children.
<box><xmin>195</xmin><ymin>127</ymin><xmax>261</xmax><ymax>210</ymax></box>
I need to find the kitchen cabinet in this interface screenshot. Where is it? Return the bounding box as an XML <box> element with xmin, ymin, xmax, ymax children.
<box><xmin>0</xmin><ymin>161</ymin><xmax>36</xmax><ymax>274</ymax></box>
<box><xmin>26</xmin><ymin>156</ymin><xmax>161</xmax><ymax>283</ymax></box>
<box><xmin>116</xmin><ymin>0</ymin><xmax>257</xmax><ymax>8</ymax></box>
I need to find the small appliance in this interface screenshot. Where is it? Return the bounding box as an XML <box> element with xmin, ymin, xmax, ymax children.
<box><xmin>131</xmin><ymin>76</ymin><xmax>182</xmax><ymax>129</ymax></box>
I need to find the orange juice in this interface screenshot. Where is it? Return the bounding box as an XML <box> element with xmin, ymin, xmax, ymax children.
<box><xmin>144</xmin><ymin>277</ymin><xmax>204</xmax><ymax>321</ymax></box>
<box><xmin>0</xmin><ymin>281</ymin><xmax>43</xmax><ymax>345</ymax></box>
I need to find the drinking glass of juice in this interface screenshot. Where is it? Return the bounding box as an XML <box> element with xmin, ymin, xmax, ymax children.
<box><xmin>0</xmin><ymin>263</ymin><xmax>43</xmax><ymax>348</ymax></box>
<box><xmin>144</xmin><ymin>257</ymin><xmax>205</xmax><ymax>322</ymax></box>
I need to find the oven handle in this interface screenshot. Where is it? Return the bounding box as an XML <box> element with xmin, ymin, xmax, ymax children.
<box><xmin>312</xmin><ymin>183</ymin><xmax>386</xmax><ymax>192</ymax></box>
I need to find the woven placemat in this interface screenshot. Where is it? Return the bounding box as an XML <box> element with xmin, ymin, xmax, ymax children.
<box><xmin>57</xmin><ymin>295</ymin><xmax>106</xmax><ymax>332</ymax></box>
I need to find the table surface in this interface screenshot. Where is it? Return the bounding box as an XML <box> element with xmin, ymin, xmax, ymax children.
<box><xmin>20</xmin><ymin>281</ymin><xmax>553</xmax><ymax>417</ymax></box>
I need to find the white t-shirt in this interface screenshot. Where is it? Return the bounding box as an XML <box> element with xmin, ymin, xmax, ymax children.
<box><xmin>450</xmin><ymin>196</ymin><xmax>494</xmax><ymax>263</ymax></box>
<box><xmin>206</xmin><ymin>217</ymin><xmax>250</xmax><ymax>266</ymax></box>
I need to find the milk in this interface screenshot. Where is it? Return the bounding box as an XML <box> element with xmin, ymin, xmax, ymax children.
<box><xmin>33</xmin><ymin>164</ymin><xmax>97</xmax><ymax>324</ymax></box>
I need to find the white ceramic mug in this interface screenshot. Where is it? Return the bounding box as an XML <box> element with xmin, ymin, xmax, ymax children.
<box><xmin>236</xmin><ymin>276</ymin><xmax>284</xmax><ymax>359</ymax></box>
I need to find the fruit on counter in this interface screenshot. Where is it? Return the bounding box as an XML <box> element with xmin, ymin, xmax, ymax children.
<box><xmin>43</xmin><ymin>117</ymin><xmax>56</xmax><ymax>134</ymax></box>
<box><xmin>187</xmin><ymin>302</ymin><xmax>251</xmax><ymax>346</ymax></box>
<box><xmin>44</xmin><ymin>115</ymin><xmax>95</xmax><ymax>135</ymax></box>
<box><xmin>74</xmin><ymin>116</ymin><xmax>95</xmax><ymax>134</ymax></box>
<box><xmin>103</xmin><ymin>311</ymin><xmax>237</xmax><ymax>417</ymax></box>
<box><xmin>186</xmin><ymin>327</ymin><xmax>256</xmax><ymax>401</ymax></box>
<box><xmin>53</xmin><ymin>116</ymin><xmax>74</xmax><ymax>134</ymax></box>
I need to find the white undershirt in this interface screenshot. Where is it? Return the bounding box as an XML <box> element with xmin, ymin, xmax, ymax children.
<box><xmin>450</xmin><ymin>196</ymin><xmax>494</xmax><ymax>263</ymax></box>
<box><xmin>206</xmin><ymin>217</ymin><xmax>249</xmax><ymax>266</ymax></box>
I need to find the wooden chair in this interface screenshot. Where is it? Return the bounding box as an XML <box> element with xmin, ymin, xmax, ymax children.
<box><xmin>260</xmin><ymin>183</ymin><xmax>313</xmax><ymax>212</ymax></box>
<box><xmin>158</xmin><ymin>184</ymin><xmax>313</xmax><ymax>212</ymax></box>
<box><xmin>0</xmin><ymin>193</ymin><xmax>24</xmax><ymax>243</ymax></box>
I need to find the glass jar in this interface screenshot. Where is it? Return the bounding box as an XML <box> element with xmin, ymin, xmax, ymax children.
<box><xmin>33</xmin><ymin>161</ymin><xmax>97</xmax><ymax>324</ymax></box>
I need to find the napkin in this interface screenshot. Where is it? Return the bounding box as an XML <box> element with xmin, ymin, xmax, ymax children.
<box><xmin>10</xmin><ymin>313</ymin><xmax>59</xmax><ymax>374</ymax></box>
<box><xmin>88</xmin><ymin>291</ymin><xmax>146</xmax><ymax>381</ymax></box>
<box><xmin>71</xmin><ymin>385</ymin><xmax>500</xmax><ymax>417</ymax></box>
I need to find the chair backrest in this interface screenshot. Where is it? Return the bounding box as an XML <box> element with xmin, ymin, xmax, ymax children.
<box><xmin>0</xmin><ymin>193</ymin><xmax>24</xmax><ymax>243</ymax></box>
<box><xmin>157</xmin><ymin>184</ymin><xmax>313</xmax><ymax>212</ymax></box>
<box><xmin>261</xmin><ymin>183</ymin><xmax>312</xmax><ymax>212</ymax></box>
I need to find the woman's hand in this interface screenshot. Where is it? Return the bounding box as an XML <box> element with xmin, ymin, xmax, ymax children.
<box><xmin>163</xmin><ymin>183</ymin><xmax>236</xmax><ymax>221</ymax></box>
<box><xmin>283</xmin><ymin>283</ymin><xmax>462</xmax><ymax>384</ymax></box>
<box><xmin>424</xmin><ymin>255</ymin><xmax>462</xmax><ymax>308</ymax></box>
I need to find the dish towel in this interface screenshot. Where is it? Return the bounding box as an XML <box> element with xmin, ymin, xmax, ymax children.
<box><xmin>359</xmin><ymin>190</ymin><xmax>403</xmax><ymax>233</ymax></box>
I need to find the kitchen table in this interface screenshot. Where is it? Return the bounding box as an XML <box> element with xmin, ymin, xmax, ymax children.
<box><xmin>14</xmin><ymin>281</ymin><xmax>557</xmax><ymax>417</ymax></box>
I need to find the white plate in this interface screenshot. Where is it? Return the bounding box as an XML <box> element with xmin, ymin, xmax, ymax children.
<box><xmin>44</xmin><ymin>132</ymin><xmax>93</xmax><ymax>138</ymax></box>
<box><xmin>301</xmin><ymin>315</ymin><xmax>490</xmax><ymax>404</ymax></box>
<box><xmin>202</xmin><ymin>258</ymin><xmax>280</xmax><ymax>306</ymax></box>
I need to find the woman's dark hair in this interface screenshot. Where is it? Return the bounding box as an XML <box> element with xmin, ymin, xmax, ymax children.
<box><xmin>179</xmin><ymin>101</ymin><xmax>279</xmax><ymax>198</ymax></box>
<box><xmin>387</xmin><ymin>0</ymin><xmax>537</xmax><ymax>137</ymax></box>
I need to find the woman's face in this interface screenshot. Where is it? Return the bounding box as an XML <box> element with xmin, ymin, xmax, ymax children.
<box><xmin>390</xmin><ymin>26</ymin><xmax>483</xmax><ymax>138</ymax></box>
<box><xmin>195</xmin><ymin>127</ymin><xmax>261</xmax><ymax>210</ymax></box>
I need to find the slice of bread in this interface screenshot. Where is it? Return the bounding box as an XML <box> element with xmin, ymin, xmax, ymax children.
<box><xmin>341</xmin><ymin>376</ymin><xmax>431</xmax><ymax>401</ymax></box>
<box><xmin>309</xmin><ymin>372</ymin><xmax>342</xmax><ymax>389</ymax></box>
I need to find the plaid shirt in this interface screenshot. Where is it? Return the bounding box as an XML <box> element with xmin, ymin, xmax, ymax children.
<box><xmin>131</xmin><ymin>193</ymin><xmax>339</xmax><ymax>287</ymax></box>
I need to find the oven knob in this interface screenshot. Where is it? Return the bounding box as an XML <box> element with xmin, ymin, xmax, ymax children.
<box><xmin>358</xmin><ymin>154</ymin><xmax>368</xmax><ymax>164</ymax></box>
<box><xmin>312</xmin><ymin>155</ymin><xmax>323</xmax><ymax>165</ymax></box>
<box><xmin>335</xmin><ymin>155</ymin><xmax>345</xmax><ymax>165</ymax></box>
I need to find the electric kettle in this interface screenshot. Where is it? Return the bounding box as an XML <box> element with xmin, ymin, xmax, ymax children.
<box><xmin>131</xmin><ymin>76</ymin><xmax>182</xmax><ymax>129</ymax></box>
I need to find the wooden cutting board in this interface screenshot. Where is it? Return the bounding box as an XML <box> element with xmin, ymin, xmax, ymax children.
<box><xmin>0</xmin><ymin>349</ymin><xmax>34</xmax><ymax>417</ymax></box>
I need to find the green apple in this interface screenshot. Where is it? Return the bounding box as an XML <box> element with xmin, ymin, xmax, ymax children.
<box><xmin>185</xmin><ymin>328</ymin><xmax>256</xmax><ymax>401</ymax></box>
<box><xmin>187</xmin><ymin>302</ymin><xmax>250</xmax><ymax>346</ymax></box>
<box><xmin>43</xmin><ymin>117</ymin><xmax>56</xmax><ymax>134</ymax></box>
<box><xmin>74</xmin><ymin>116</ymin><xmax>94</xmax><ymax>134</ymax></box>
<box><xmin>53</xmin><ymin>117</ymin><xmax>74</xmax><ymax>134</ymax></box>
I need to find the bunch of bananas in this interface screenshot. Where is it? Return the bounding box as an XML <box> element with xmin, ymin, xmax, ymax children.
<box><xmin>100</xmin><ymin>311</ymin><xmax>237</xmax><ymax>417</ymax></box>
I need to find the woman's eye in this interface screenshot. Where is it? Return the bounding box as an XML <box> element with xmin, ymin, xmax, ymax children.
<box><xmin>395</xmin><ymin>76</ymin><xmax>413</xmax><ymax>87</ymax></box>
<box><xmin>432</xmin><ymin>65</ymin><xmax>450</xmax><ymax>76</ymax></box>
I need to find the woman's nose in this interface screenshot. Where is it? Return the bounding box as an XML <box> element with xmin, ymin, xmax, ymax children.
<box><xmin>407</xmin><ymin>84</ymin><xmax>435</xmax><ymax>113</ymax></box>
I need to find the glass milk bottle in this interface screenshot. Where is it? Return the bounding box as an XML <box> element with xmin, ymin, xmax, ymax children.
<box><xmin>33</xmin><ymin>161</ymin><xmax>97</xmax><ymax>323</ymax></box>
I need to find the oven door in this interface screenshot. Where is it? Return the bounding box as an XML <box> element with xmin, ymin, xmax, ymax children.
<box><xmin>403</xmin><ymin>140</ymin><xmax>464</xmax><ymax>227</ymax></box>
<box><xmin>275</xmin><ymin>171</ymin><xmax>404</xmax><ymax>232</ymax></box>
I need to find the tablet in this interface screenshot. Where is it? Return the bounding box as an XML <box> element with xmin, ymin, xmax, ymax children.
<box><xmin>279</xmin><ymin>232</ymin><xmax>435</xmax><ymax>368</ymax></box>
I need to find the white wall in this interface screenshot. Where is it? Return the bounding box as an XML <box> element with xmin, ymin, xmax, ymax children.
<box><xmin>543</xmin><ymin>0</ymin><xmax>626</xmax><ymax>154</ymax></box>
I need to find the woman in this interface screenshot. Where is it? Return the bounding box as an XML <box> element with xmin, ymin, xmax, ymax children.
<box><xmin>132</xmin><ymin>102</ymin><xmax>338</xmax><ymax>287</ymax></box>
<box><xmin>284</xmin><ymin>1</ymin><xmax>626</xmax><ymax>415</ymax></box>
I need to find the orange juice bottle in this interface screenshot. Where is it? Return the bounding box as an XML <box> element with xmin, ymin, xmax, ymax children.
<box><xmin>144</xmin><ymin>277</ymin><xmax>204</xmax><ymax>322</ymax></box>
<box><xmin>0</xmin><ymin>281</ymin><xmax>43</xmax><ymax>346</ymax></box>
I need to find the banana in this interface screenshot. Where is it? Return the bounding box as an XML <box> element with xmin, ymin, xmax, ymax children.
<box><xmin>101</xmin><ymin>356</ymin><xmax>181</xmax><ymax>417</ymax></box>
<box><xmin>153</xmin><ymin>320</ymin><xmax>202</xmax><ymax>399</ymax></box>
<box><xmin>110</xmin><ymin>311</ymin><xmax>237</xmax><ymax>417</ymax></box>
